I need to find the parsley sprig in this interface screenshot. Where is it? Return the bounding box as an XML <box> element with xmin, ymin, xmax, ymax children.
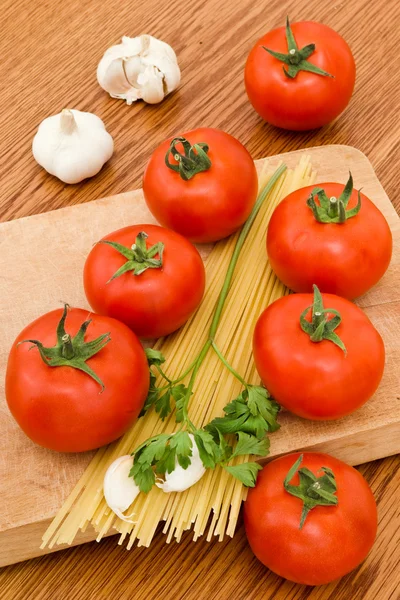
<box><xmin>139</xmin><ymin>348</ymin><xmax>192</xmax><ymax>421</ymax></box>
<box><xmin>134</xmin><ymin>348</ymin><xmax>278</xmax><ymax>491</ymax></box>
<box><xmin>130</xmin><ymin>165</ymin><xmax>287</xmax><ymax>493</ymax></box>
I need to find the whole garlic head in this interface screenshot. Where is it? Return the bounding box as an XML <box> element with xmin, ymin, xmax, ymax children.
<box><xmin>32</xmin><ymin>109</ymin><xmax>114</xmax><ymax>184</ymax></box>
<box><xmin>97</xmin><ymin>35</ymin><xmax>180</xmax><ymax>105</ymax></box>
<box><xmin>156</xmin><ymin>434</ymin><xmax>206</xmax><ymax>493</ymax></box>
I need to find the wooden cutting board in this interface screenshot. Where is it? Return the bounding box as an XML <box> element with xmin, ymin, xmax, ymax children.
<box><xmin>1</xmin><ymin>145</ymin><xmax>399</xmax><ymax>567</ymax></box>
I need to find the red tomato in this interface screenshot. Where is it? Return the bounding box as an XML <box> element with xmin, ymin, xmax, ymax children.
<box><xmin>84</xmin><ymin>224</ymin><xmax>205</xmax><ymax>339</ymax></box>
<box><xmin>267</xmin><ymin>181</ymin><xmax>392</xmax><ymax>299</ymax></box>
<box><xmin>143</xmin><ymin>128</ymin><xmax>258</xmax><ymax>243</ymax></box>
<box><xmin>253</xmin><ymin>290</ymin><xmax>385</xmax><ymax>420</ymax></box>
<box><xmin>245</xmin><ymin>20</ymin><xmax>356</xmax><ymax>130</ymax></box>
<box><xmin>6</xmin><ymin>306</ymin><xmax>149</xmax><ymax>452</ymax></box>
<box><xmin>244</xmin><ymin>452</ymin><xmax>377</xmax><ymax>585</ymax></box>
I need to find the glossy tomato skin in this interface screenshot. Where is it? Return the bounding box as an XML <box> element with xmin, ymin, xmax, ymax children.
<box><xmin>253</xmin><ymin>293</ymin><xmax>385</xmax><ymax>420</ymax></box>
<box><xmin>244</xmin><ymin>452</ymin><xmax>377</xmax><ymax>585</ymax></box>
<box><xmin>245</xmin><ymin>22</ymin><xmax>356</xmax><ymax>130</ymax></box>
<box><xmin>143</xmin><ymin>128</ymin><xmax>258</xmax><ymax>243</ymax></box>
<box><xmin>267</xmin><ymin>183</ymin><xmax>392</xmax><ymax>299</ymax></box>
<box><xmin>5</xmin><ymin>308</ymin><xmax>149</xmax><ymax>452</ymax></box>
<box><xmin>84</xmin><ymin>224</ymin><xmax>205</xmax><ymax>339</ymax></box>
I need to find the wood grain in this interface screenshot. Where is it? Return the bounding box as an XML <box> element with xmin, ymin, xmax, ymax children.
<box><xmin>0</xmin><ymin>0</ymin><xmax>399</xmax><ymax>597</ymax></box>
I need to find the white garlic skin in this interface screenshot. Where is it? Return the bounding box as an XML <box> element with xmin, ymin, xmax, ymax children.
<box><xmin>103</xmin><ymin>455</ymin><xmax>140</xmax><ymax>523</ymax></box>
<box><xmin>97</xmin><ymin>34</ymin><xmax>180</xmax><ymax>105</ymax></box>
<box><xmin>32</xmin><ymin>109</ymin><xmax>114</xmax><ymax>184</ymax></box>
<box><xmin>156</xmin><ymin>434</ymin><xmax>206</xmax><ymax>493</ymax></box>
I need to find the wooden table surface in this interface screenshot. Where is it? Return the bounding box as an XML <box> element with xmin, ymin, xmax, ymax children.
<box><xmin>0</xmin><ymin>0</ymin><xmax>399</xmax><ymax>598</ymax></box>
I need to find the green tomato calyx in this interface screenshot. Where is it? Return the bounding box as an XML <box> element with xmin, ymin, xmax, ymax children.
<box><xmin>263</xmin><ymin>17</ymin><xmax>334</xmax><ymax>79</ymax></box>
<box><xmin>284</xmin><ymin>454</ymin><xmax>338</xmax><ymax>529</ymax></box>
<box><xmin>307</xmin><ymin>172</ymin><xmax>362</xmax><ymax>223</ymax></box>
<box><xmin>165</xmin><ymin>136</ymin><xmax>212</xmax><ymax>180</ymax></box>
<box><xmin>300</xmin><ymin>285</ymin><xmax>347</xmax><ymax>354</ymax></box>
<box><xmin>18</xmin><ymin>304</ymin><xmax>110</xmax><ymax>391</ymax></box>
<box><xmin>98</xmin><ymin>231</ymin><xmax>164</xmax><ymax>282</ymax></box>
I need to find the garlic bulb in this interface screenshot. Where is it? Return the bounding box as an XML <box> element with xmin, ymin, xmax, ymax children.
<box><xmin>97</xmin><ymin>35</ymin><xmax>180</xmax><ymax>105</ymax></box>
<box><xmin>103</xmin><ymin>455</ymin><xmax>140</xmax><ymax>522</ymax></box>
<box><xmin>32</xmin><ymin>109</ymin><xmax>114</xmax><ymax>184</ymax></box>
<box><xmin>156</xmin><ymin>434</ymin><xmax>206</xmax><ymax>493</ymax></box>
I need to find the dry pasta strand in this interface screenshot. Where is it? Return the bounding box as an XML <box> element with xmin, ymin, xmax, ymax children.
<box><xmin>41</xmin><ymin>156</ymin><xmax>316</xmax><ymax>550</ymax></box>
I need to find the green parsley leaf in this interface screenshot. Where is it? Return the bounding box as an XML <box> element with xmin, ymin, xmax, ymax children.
<box><xmin>155</xmin><ymin>390</ymin><xmax>172</xmax><ymax>420</ymax></box>
<box><xmin>139</xmin><ymin>372</ymin><xmax>159</xmax><ymax>417</ymax></box>
<box><xmin>171</xmin><ymin>384</ymin><xmax>189</xmax><ymax>422</ymax></box>
<box><xmin>247</xmin><ymin>386</ymin><xmax>280</xmax><ymax>432</ymax></box>
<box><xmin>129</xmin><ymin>464</ymin><xmax>156</xmax><ymax>493</ymax></box>
<box><xmin>206</xmin><ymin>413</ymin><xmax>248</xmax><ymax>435</ymax></box>
<box><xmin>215</xmin><ymin>428</ymin><xmax>233</xmax><ymax>463</ymax></box>
<box><xmin>206</xmin><ymin>394</ymin><xmax>249</xmax><ymax>434</ymax></box>
<box><xmin>130</xmin><ymin>433</ymin><xmax>173</xmax><ymax>491</ymax></box>
<box><xmin>231</xmin><ymin>432</ymin><xmax>270</xmax><ymax>458</ymax></box>
<box><xmin>134</xmin><ymin>434</ymin><xmax>170</xmax><ymax>467</ymax></box>
<box><xmin>194</xmin><ymin>429</ymin><xmax>220</xmax><ymax>469</ymax></box>
<box><xmin>224</xmin><ymin>462</ymin><xmax>262</xmax><ymax>487</ymax></box>
<box><xmin>169</xmin><ymin>431</ymin><xmax>193</xmax><ymax>469</ymax></box>
<box><xmin>206</xmin><ymin>387</ymin><xmax>280</xmax><ymax>439</ymax></box>
<box><xmin>145</xmin><ymin>348</ymin><xmax>166</xmax><ymax>366</ymax></box>
<box><xmin>156</xmin><ymin>445</ymin><xmax>177</xmax><ymax>475</ymax></box>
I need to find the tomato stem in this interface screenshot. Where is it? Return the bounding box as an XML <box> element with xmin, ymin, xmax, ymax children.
<box><xmin>284</xmin><ymin>454</ymin><xmax>338</xmax><ymax>529</ymax></box>
<box><xmin>18</xmin><ymin>305</ymin><xmax>111</xmax><ymax>390</ymax></box>
<box><xmin>98</xmin><ymin>231</ymin><xmax>165</xmax><ymax>282</ymax></box>
<box><xmin>61</xmin><ymin>333</ymin><xmax>75</xmax><ymax>359</ymax></box>
<box><xmin>165</xmin><ymin>136</ymin><xmax>212</xmax><ymax>180</ymax></box>
<box><xmin>300</xmin><ymin>285</ymin><xmax>347</xmax><ymax>353</ymax></box>
<box><xmin>263</xmin><ymin>17</ymin><xmax>334</xmax><ymax>79</ymax></box>
<box><xmin>307</xmin><ymin>172</ymin><xmax>361</xmax><ymax>224</ymax></box>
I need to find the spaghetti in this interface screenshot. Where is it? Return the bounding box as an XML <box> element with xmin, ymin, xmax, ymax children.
<box><xmin>42</xmin><ymin>155</ymin><xmax>316</xmax><ymax>550</ymax></box>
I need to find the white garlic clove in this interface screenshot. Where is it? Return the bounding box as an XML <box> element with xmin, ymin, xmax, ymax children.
<box><xmin>103</xmin><ymin>455</ymin><xmax>140</xmax><ymax>523</ymax></box>
<box><xmin>123</xmin><ymin>56</ymin><xmax>143</xmax><ymax>87</ymax></box>
<box><xmin>97</xmin><ymin>56</ymin><xmax>133</xmax><ymax>97</ymax></box>
<box><xmin>137</xmin><ymin>66</ymin><xmax>165</xmax><ymax>104</ymax></box>
<box><xmin>32</xmin><ymin>109</ymin><xmax>114</xmax><ymax>184</ymax></box>
<box><xmin>138</xmin><ymin>38</ymin><xmax>180</xmax><ymax>95</ymax></box>
<box><xmin>97</xmin><ymin>34</ymin><xmax>180</xmax><ymax>105</ymax></box>
<box><xmin>156</xmin><ymin>434</ymin><xmax>206</xmax><ymax>493</ymax></box>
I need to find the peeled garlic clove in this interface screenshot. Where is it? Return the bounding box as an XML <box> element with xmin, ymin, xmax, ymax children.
<box><xmin>32</xmin><ymin>109</ymin><xmax>114</xmax><ymax>184</ymax></box>
<box><xmin>103</xmin><ymin>455</ymin><xmax>140</xmax><ymax>522</ymax></box>
<box><xmin>156</xmin><ymin>434</ymin><xmax>206</xmax><ymax>493</ymax></box>
<box><xmin>97</xmin><ymin>34</ymin><xmax>180</xmax><ymax>105</ymax></box>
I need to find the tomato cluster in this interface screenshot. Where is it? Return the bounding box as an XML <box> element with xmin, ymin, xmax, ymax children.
<box><xmin>242</xmin><ymin>19</ymin><xmax>390</xmax><ymax>581</ymax></box>
<box><xmin>5</xmin><ymin>128</ymin><xmax>257</xmax><ymax>452</ymax></box>
<box><xmin>253</xmin><ymin>172</ymin><xmax>391</xmax><ymax>421</ymax></box>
